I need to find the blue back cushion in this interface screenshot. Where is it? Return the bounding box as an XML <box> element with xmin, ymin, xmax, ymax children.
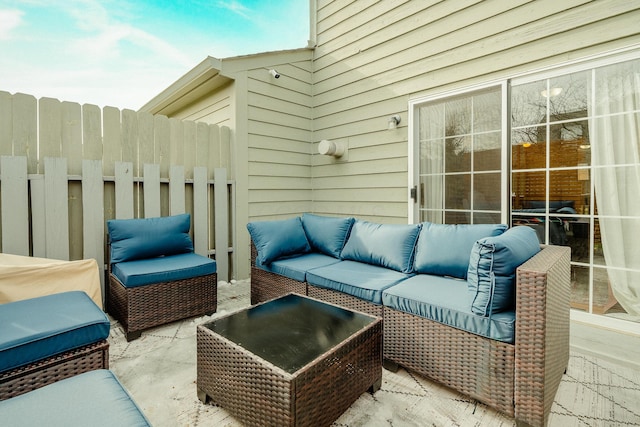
<box><xmin>467</xmin><ymin>226</ymin><xmax>541</xmax><ymax>316</ymax></box>
<box><xmin>414</xmin><ymin>222</ymin><xmax>507</xmax><ymax>279</ymax></box>
<box><xmin>340</xmin><ymin>220</ymin><xmax>421</xmax><ymax>273</ymax></box>
<box><xmin>108</xmin><ymin>214</ymin><xmax>193</xmax><ymax>264</ymax></box>
<box><xmin>301</xmin><ymin>213</ymin><xmax>354</xmax><ymax>258</ymax></box>
<box><xmin>247</xmin><ymin>217</ymin><xmax>311</xmax><ymax>265</ymax></box>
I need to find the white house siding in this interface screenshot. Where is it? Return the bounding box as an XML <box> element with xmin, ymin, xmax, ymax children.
<box><xmin>168</xmin><ymin>82</ymin><xmax>234</xmax><ymax>128</ymax></box>
<box><xmin>311</xmin><ymin>0</ymin><xmax>640</xmax><ymax>224</ymax></box>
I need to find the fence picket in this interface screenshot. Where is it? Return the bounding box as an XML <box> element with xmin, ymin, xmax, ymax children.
<box><xmin>193</xmin><ymin>166</ymin><xmax>208</xmax><ymax>257</ymax></box>
<box><xmin>143</xmin><ymin>163</ymin><xmax>161</xmax><ymax>218</ymax></box>
<box><xmin>0</xmin><ymin>156</ymin><xmax>29</xmax><ymax>255</ymax></box>
<box><xmin>82</xmin><ymin>159</ymin><xmax>105</xmax><ymax>299</ymax></box>
<box><xmin>115</xmin><ymin>161</ymin><xmax>134</xmax><ymax>219</ymax></box>
<box><xmin>170</xmin><ymin>165</ymin><xmax>186</xmax><ymax>215</ymax></box>
<box><xmin>214</xmin><ymin>168</ymin><xmax>229</xmax><ymax>282</ymax></box>
<box><xmin>0</xmin><ymin>93</ymin><xmax>234</xmax><ymax>283</ymax></box>
<box><xmin>44</xmin><ymin>157</ymin><xmax>70</xmax><ymax>260</ymax></box>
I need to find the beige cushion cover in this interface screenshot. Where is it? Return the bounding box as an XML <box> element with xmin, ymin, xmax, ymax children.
<box><xmin>0</xmin><ymin>254</ymin><xmax>102</xmax><ymax>309</ymax></box>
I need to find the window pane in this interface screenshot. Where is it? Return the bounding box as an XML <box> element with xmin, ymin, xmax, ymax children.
<box><xmin>419</xmin><ymin>104</ymin><xmax>444</xmax><ymax>141</ymax></box>
<box><xmin>567</xmin><ymin>217</ymin><xmax>590</xmax><ymax>263</ymax></box>
<box><xmin>419</xmin><ymin>139</ymin><xmax>444</xmax><ymax>173</ymax></box>
<box><xmin>474</xmin><ymin>173</ymin><xmax>500</xmax><ymax>210</ymax></box>
<box><xmin>511</xmin><ymin>80</ymin><xmax>547</xmax><ymax>127</ymax></box>
<box><xmin>445</xmin><ymin>174</ymin><xmax>469</xmax><ymax>210</ymax></box>
<box><xmin>418</xmin><ymin>175</ymin><xmax>442</xmax><ymax>210</ymax></box>
<box><xmin>473</xmin><ymin>90</ymin><xmax>502</xmax><ymax>132</ymax></box>
<box><xmin>512</xmin><ymin>127</ymin><xmax>546</xmax><ymax>170</ymax></box>
<box><xmin>420</xmin><ymin>210</ymin><xmax>443</xmax><ymax>223</ymax></box>
<box><xmin>445</xmin><ymin>211</ymin><xmax>469</xmax><ymax>224</ymax></box>
<box><xmin>591</xmin><ymin>113</ymin><xmax>640</xmax><ymax>165</ymax></box>
<box><xmin>548</xmin><ymin>71</ymin><xmax>589</xmax><ymax>122</ymax></box>
<box><xmin>512</xmin><ymin>171</ymin><xmax>546</xmax><ymax>209</ymax></box>
<box><xmin>594</xmin><ymin>59</ymin><xmax>640</xmax><ymax>115</ymax></box>
<box><xmin>445</xmin><ymin>98</ymin><xmax>471</xmax><ymax>136</ymax></box>
<box><xmin>474</xmin><ymin>131</ymin><xmax>501</xmax><ymax>171</ymax></box>
<box><xmin>473</xmin><ymin>212</ymin><xmax>502</xmax><ymax>224</ymax></box>
<box><xmin>445</xmin><ymin>136</ymin><xmax>471</xmax><ymax>173</ymax></box>
<box><xmin>571</xmin><ymin>265</ymin><xmax>590</xmax><ymax>312</ymax></box>
<box><xmin>549</xmin><ymin>121</ymin><xmax>590</xmax><ymax>168</ymax></box>
<box><xmin>549</xmin><ymin>170</ymin><xmax>580</xmax><ymax>211</ymax></box>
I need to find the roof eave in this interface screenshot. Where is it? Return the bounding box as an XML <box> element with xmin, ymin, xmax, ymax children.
<box><xmin>138</xmin><ymin>56</ymin><xmax>231</xmax><ymax>115</ymax></box>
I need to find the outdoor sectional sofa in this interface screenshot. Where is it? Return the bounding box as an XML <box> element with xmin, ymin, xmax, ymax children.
<box><xmin>248</xmin><ymin>213</ymin><xmax>571</xmax><ymax>427</ymax></box>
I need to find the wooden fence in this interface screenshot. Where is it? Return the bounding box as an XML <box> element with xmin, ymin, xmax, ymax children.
<box><xmin>0</xmin><ymin>91</ymin><xmax>233</xmax><ymax>302</ymax></box>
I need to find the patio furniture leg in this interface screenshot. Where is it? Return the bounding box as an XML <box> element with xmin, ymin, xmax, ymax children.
<box><xmin>197</xmin><ymin>388</ymin><xmax>209</xmax><ymax>404</ymax></box>
<box><xmin>370</xmin><ymin>377</ymin><xmax>382</xmax><ymax>393</ymax></box>
<box><xmin>383</xmin><ymin>359</ymin><xmax>399</xmax><ymax>372</ymax></box>
<box><xmin>126</xmin><ymin>331</ymin><xmax>142</xmax><ymax>342</ymax></box>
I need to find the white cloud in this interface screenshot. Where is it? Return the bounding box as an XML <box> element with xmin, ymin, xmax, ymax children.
<box><xmin>0</xmin><ymin>9</ymin><xmax>24</xmax><ymax>40</ymax></box>
<box><xmin>216</xmin><ymin>0</ymin><xmax>251</xmax><ymax>20</ymax></box>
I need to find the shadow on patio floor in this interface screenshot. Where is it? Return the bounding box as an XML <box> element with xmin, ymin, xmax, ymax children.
<box><xmin>108</xmin><ymin>280</ymin><xmax>640</xmax><ymax>426</ymax></box>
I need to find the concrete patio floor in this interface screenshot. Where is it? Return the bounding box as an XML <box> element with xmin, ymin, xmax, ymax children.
<box><xmin>107</xmin><ymin>280</ymin><xmax>640</xmax><ymax>426</ymax></box>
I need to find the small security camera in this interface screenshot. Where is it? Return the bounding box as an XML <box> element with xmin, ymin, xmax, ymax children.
<box><xmin>269</xmin><ymin>69</ymin><xmax>280</xmax><ymax>79</ymax></box>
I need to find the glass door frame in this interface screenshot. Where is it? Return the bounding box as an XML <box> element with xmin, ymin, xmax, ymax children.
<box><xmin>407</xmin><ymin>81</ymin><xmax>510</xmax><ymax>225</ymax></box>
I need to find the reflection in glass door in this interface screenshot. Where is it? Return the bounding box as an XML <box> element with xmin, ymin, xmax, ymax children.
<box><xmin>511</xmin><ymin>58</ymin><xmax>640</xmax><ymax>322</ymax></box>
<box><xmin>415</xmin><ymin>85</ymin><xmax>505</xmax><ymax>225</ymax></box>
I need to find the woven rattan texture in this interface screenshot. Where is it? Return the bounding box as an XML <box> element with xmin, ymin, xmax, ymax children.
<box><xmin>251</xmin><ymin>267</ymin><xmax>307</xmax><ymax>304</ymax></box>
<box><xmin>0</xmin><ymin>339</ymin><xmax>109</xmax><ymax>400</ymax></box>
<box><xmin>108</xmin><ymin>272</ymin><xmax>217</xmax><ymax>340</ymax></box>
<box><xmin>308</xmin><ymin>285</ymin><xmax>384</xmax><ymax>318</ymax></box>
<box><xmin>197</xmin><ymin>317</ymin><xmax>382</xmax><ymax>427</ymax></box>
<box><xmin>515</xmin><ymin>245</ymin><xmax>571</xmax><ymax>427</ymax></box>
<box><xmin>383</xmin><ymin>307</ymin><xmax>515</xmax><ymax>415</ymax></box>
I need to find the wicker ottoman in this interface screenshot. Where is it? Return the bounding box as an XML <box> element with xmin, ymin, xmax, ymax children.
<box><xmin>0</xmin><ymin>291</ymin><xmax>110</xmax><ymax>400</ymax></box>
<box><xmin>197</xmin><ymin>293</ymin><xmax>382</xmax><ymax>427</ymax></box>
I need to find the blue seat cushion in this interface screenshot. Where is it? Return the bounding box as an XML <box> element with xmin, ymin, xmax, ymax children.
<box><xmin>0</xmin><ymin>291</ymin><xmax>110</xmax><ymax>373</ymax></box>
<box><xmin>382</xmin><ymin>275</ymin><xmax>515</xmax><ymax>343</ymax></box>
<box><xmin>468</xmin><ymin>225</ymin><xmax>541</xmax><ymax>316</ymax></box>
<box><xmin>108</xmin><ymin>213</ymin><xmax>194</xmax><ymax>264</ymax></box>
<box><xmin>306</xmin><ymin>260</ymin><xmax>413</xmax><ymax>304</ymax></box>
<box><xmin>257</xmin><ymin>252</ymin><xmax>342</xmax><ymax>282</ymax></box>
<box><xmin>111</xmin><ymin>253</ymin><xmax>216</xmax><ymax>288</ymax></box>
<box><xmin>301</xmin><ymin>213</ymin><xmax>354</xmax><ymax>258</ymax></box>
<box><xmin>340</xmin><ymin>220</ymin><xmax>421</xmax><ymax>273</ymax></box>
<box><xmin>414</xmin><ymin>222</ymin><xmax>507</xmax><ymax>279</ymax></box>
<box><xmin>247</xmin><ymin>217</ymin><xmax>311</xmax><ymax>265</ymax></box>
<box><xmin>0</xmin><ymin>369</ymin><xmax>151</xmax><ymax>426</ymax></box>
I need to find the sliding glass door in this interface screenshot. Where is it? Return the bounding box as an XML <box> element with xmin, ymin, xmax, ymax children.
<box><xmin>410</xmin><ymin>53</ymin><xmax>640</xmax><ymax>324</ymax></box>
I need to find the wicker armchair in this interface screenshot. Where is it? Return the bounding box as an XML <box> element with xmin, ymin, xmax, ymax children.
<box><xmin>107</xmin><ymin>214</ymin><xmax>217</xmax><ymax>341</ymax></box>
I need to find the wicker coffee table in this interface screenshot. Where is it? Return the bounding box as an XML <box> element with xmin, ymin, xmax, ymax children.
<box><xmin>197</xmin><ymin>293</ymin><xmax>382</xmax><ymax>427</ymax></box>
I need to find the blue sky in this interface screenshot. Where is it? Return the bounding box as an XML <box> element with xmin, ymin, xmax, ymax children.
<box><xmin>0</xmin><ymin>1</ymin><xmax>309</xmax><ymax>110</ymax></box>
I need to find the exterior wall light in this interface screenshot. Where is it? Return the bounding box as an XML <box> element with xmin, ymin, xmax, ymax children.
<box><xmin>388</xmin><ymin>114</ymin><xmax>401</xmax><ymax>130</ymax></box>
<box><xmin>318</xmin><ymin>139</ymin><xmax>345</xmax><ymax>157</ymax></box>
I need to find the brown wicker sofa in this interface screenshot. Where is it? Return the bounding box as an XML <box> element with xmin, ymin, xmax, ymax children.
<box><xmin>248</xmin><ymin>214</ymin><xmax>570</xmax><ymax>427</ymax></box>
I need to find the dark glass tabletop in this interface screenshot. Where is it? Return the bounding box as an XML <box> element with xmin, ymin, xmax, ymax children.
<box><xmin>202</xmin><ymin>293</ymin><xmax>377</xmax><ymax>374</ymax></box>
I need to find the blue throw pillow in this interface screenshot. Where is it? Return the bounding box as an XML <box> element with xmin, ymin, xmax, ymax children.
<box><xmin>301</xmin><ymin>213</ymin><xmax>354</xmax><ymax>258</ymax></box>
<box><xmin>414</xmin><ymin>223</ymin><xmax>507</xmax><ymax>279</ymax></box>
<box><xmin>340</xmin><ymin>220</ymin><xmax>421</xmax><ymax>273</ymax></box>
<box><xmin>467</xmin><ymin>226</ymin><xmax>541</xmax><ymax>316</ymax></box>
<box><xmin>247</xmin><ymin>217</ymin><xmax>311</xmax><ymax>265</ymax></box>
<box><xmin>108</xmin><ymin>213</ymin><xmax>194</xmax><ymax>264</ymax></box>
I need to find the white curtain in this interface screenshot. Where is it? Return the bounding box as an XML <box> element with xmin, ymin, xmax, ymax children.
<box><xmin>590</xmin><ymin>59</ymin><xmax>640</xmax><ymax>316</ymax></box>
<box><xmin>420</xmin><ymin>105</ymin><xmax>445</xmax><ymax>223</ymax></box>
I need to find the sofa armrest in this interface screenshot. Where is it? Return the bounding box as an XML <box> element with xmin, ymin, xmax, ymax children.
<box><xmin>514</xmin><ymin>245</ymin><xmax>570</xmax><ymax>427</ymax></box>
